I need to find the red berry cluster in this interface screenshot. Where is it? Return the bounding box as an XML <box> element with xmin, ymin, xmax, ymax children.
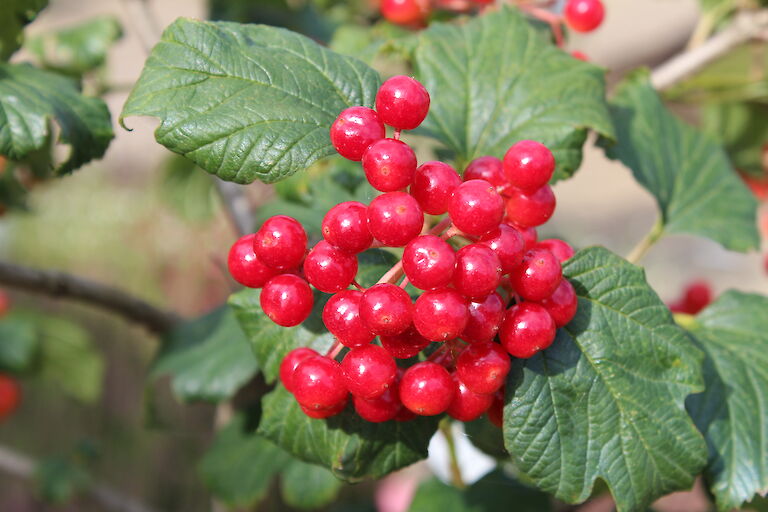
<box><xmin>227</xmin><ymin>75</ymin><xmax>578</xmax><ymax>424</ymax></box>
<box><xmin>379</xmin><ymin>0</ymin><xmax>491</xmax><ymax>28</ymax></box>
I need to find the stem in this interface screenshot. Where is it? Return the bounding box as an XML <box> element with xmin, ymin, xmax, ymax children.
<box><xmin>326</xmin><ymin>339</ymin><xmax>344</xmax><ymax>359</ymax></box>
<box><xmin>212</xmin><ymin>180</ymin><xmax>253</xmax><ymax>236</ymax></box>
<box><xmin>352</xmin><ymin>280</ymin><xmax>366</xmax><ymax>291</ymax></box>
<box><xmin>399</xmin><ymin>275</ymin><xmax>411</xmax><ymax>289</ymax></box>
<box><xmin>393</xmin><ymin>129</ymin><xmax>402</xmax><ymax>141</ymax></box>
<box><xmin>428</xmin><ymin>217</ymin><xmax>453</xmax><ymax>236</ymax></box>
<box><xmin>438</xmin><ymin>418</ymin><xmax>466</xmax><ymax>489</ymax></box>
<box><xmin>625</xmin><ymin>220</ymin><xmax>664</xmax><ymax>264</ymax></box>
<box><xmin>377</xmin><ymin>260</ymin><xmax>404</xmax><ymax>285</ymax></box>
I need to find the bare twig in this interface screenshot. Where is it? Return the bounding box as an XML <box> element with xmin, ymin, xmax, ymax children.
<box><xmin>651</xmin><ymin>9</ymin><xmax>768</xmax><ymax>90</ymax></box>
<box><xmin>212</xmin><ymin>180</ymin><xmax>253</xmax><ymax>236</ymax></box>
<box><xmin>0</xmin><ymin>261</ymin><xmax>180</xmax><ymax>333</ymax></box>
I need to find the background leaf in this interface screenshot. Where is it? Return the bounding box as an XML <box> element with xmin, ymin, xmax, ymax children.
<box><xmin>0</xmin><ymin>0</ymin><xmax>48</xmax><ymax>60</ymax></box>
<box><xmin>280</xmin><ymin>459</ymin><xmax>343</xmax><ymax>509</ymax></box>
<box><xmin>0</xmin><ymin>313</ymin><xmax>39</xmax><ymax>372</ymax></box>
<box><xmin>503</xmin><ymin>247</ymin><xmax>708</xmax><ymax>511</ymax></box>
<box><xmin>702</xmin><ymin>101</ymin><xmax>768</xmax><ymax>177</ymax></box>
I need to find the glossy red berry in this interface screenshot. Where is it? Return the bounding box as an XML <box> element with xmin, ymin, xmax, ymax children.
<box><xmin>510</xmin><ymin>248</ymin><xmax>562</xmax><ymax>301</ymax></box>
<box><xmin>303</xmin><ymin>240</ymin><xmax>358</xmax><ymax>293</ymax></box>
<box><xmin>341</xmin><ymin>345</ymin><xmax>398</xmax><ymax>399</ymax></box>
<box><xmin>227</xmin><ymin>234</ymin><xmax>278</xmax><ymax>288</ymax></box>
<box><xmin>410</xmin><ymin>161</ymin><xmax>462</xmax><ymax>215</ymax></box>
<box><xmin>375</xmin><ymin>75</ymin><xmax>430</xmax><ymax>130</ymax></box>
<box><xmin>0</xmin><ymin>374</ymin><xmax>20</xmax><ymax>421</ymax></box>
<box><xmin>447</xmin><ymin>375</ymin><xmax>494</xmax><ymax>422</ymax></box>
<box><xmin>507</xmin><ymin>223</ymin><xmax>538</xmax><ymax>250</ymax></box>
<box><xmin>260</xmin><ymin>274</ymin><xmax>314</xmax><ymax>327</ymax></box>
<box><xmin>535</xmin><ymin>238</ymin><xmax>574</xmax><ymax>263</ymax></box>
<box><xmin>682</xmin><ymin>281</ymin><xmax>713</xmax><ymax>315</ymax></box>
<box><xmin>402</xmin><ymin>235</ymin><xmax>456</xmax><ymax>290</ymax></box>
<box><xmin>380</xmin><ymin>327</ymin><xmax>432</xmax><ymax>359</ymax></box>
<box><xmin>330</xmin><ymin>106</ymin><xmax>385</xmax><ymax>161</ymax></box>
<box><xmin>322</xmin><ymin>201</ymin><xmax>373</xmax><ymax>254</ymax></box>
<box><xmin>360</xmin><ymin>283</ymin><xmax>413</xmax><ymax>336</ymax></box>
<box><xmin>456</xmin><ymin>341</ymin><xmax>511</xmax><ymax>394</ymax></box>
<box><xmin>449</xmin><ymin>180</ymin><xmax>505</xmax><ymax>236</ymax></box>
<box><xmin>354</xmin><ymin>387</ymin><xmax>402</xmax><ymax>423</ymax></box>
<box><xmin>292</xmin><ymin>355</ymin><xmax>348</xmax><ymax>410</ymax></box>
<box><xmin>399</xmin><ymin>362</ymin><xmax>454</xmax><ymax>415</ymax></box>
<box><xmin>253</xmin><ymin>215</ymin><xmax>307</xmax><ymax>271</ymax></box>
<box><xmin>280</xmin><ymin>347</ymin><xmax>319</xmax><ymax>392</ymax></box>
<box><xmin>464</xmin><ymin>156</ymin><xmax>506</xmax><ymax>188</ymax></box>
<box><xmin>301</xmin><ymin>399</ymin><xmax>347</xmax><ymax>419</ymax></box>
<box><xmin>505</xmin><ymin>185</ymin><xmax>556</xmax><ymax>228</ymax></box>
<box><xmin>538</xmin><ymin>278</ymin><xmax>578</xmax><ymax>328</ymax></box>
<box><xmin>461</xmin><ymin>292</ymin><xmax>506</xmax><ymax>343</ymax></box>
<box><xmin>322</xmin><ymin>290</ymin><xmax>375</xmax><ymax>348</ymax></box>
<box><xmin>478</xmin><ymin>224</ymin><xmax>525</xmax><ymax>274</ymax></box>
<box><xmin>453</xmin><ymin>244</ymin><xmax>502</xmax><ymax>299</ymax></box>
<box><xmin>413</xmin><ymin>288</ymin><xmax>469</xmax><ymax>341</ymax></box>
<box><xmin>362</xmin><ymin>138</ymin><xmax>417</xmax><ymax>192</ymax></box>
<box><xmin>368</xmin><ymin>192</ymin><xmax>424</xmax><ymax>247</ymax></box>
<box><xmin>564</xmin><ymin>0</ymin><xmax>605</xmax><ymax>33</ymax></box>
<box><xmin>503</xmin><ymin>140</ymin><xmax>555</xmax><ymax>192</ymax></box>
<box><xmin>499</xmin><ymin>302</ymin><xmax>557</xmax><ymax>358</ymax></box>
<box><xmin>487</xmin><ymin>390</ymin><xmax>504</xmax><ymax>428</ymax></box>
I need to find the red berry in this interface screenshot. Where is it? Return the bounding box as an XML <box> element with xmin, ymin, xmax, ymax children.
<box><xmin>301</xmin><ymin>399</ymin><xmax>347</xmax><ymax>419</ymax></box>
<box><xmin>413</xmin><ymin>288</ymin><xmax>469</xmax><ymax>341</ymax></box>
<box><xmin>330</xmin><ymin>106</ymin><xmax>385</xmax><ymax>161</ymax></box>
<box><xmin>0</xmin><ymin>375</ymin><xmax>20</xmax><ymax>421</ymax></box>
<box><xmin>303</xmin><ymin>240</ymin><xmax>358</xmax><ymax>293</ymax></box>
<box><xmin>487</xmin><ymin>390</ymin><xmax>504</xmax><ymax>428</ymax></box>
<box><xmin>682</xmin><ymin>281</ymin><xmax>713</xmax><ymax>315</ymax></box>
<box><xmin>354</xmin><ymin>387</ymin><xmax>402</xmax><ymax>422</ymax></box>
<box><xmin>368</xmin><ymin>192</ymin><xmax>424</xmax><ymax>247</ymax></box>
<box><xmin>260</xmin><ymin>274</ymin><xmax>314</xmax><ymax>327</ymax></box>
<box><xmin>502</xmin><ymin>141</ymin><xmax>555</xmax><ymax>192</ymax></box>
<box><xmin>227</xmin><ymin>234</ymin><xmax>278</xmax><ymax>288</ymax></box>
<box><xmin>322</xmin><ymin>290</ymin><xmax>375</xmax><ymax>348</ymax></box>
<box><xmin>535</xmin><ymin>238</ymin><xmax>574</xmax><ymax>263</ymax></box>
<box><xmin>509</xmin><ymin>248</ymin><xmax>562</xmax><ymax>301</ymax></box>
<box><xmin>362</xmin><ymin>138</ymin><xmax>417</xmax><ymax>192</ymax></box>
<box><xmin>479</xmin><ymin>224</ymin><xmax>525</xmax><ymax>274</ymax></box>
<box><xmin>571</xmin><ymin>51</ymin><xmax>589</xmax><ymax>61</ymax></box>
<box><xmin>292</xmin><ymin>355</ymin><xmax>348</xmax><ymax>410</ymax></box>
<box><xmin>381</xmin><ymin>0</ymin><xmax>431</xmax><ymax>26</ymax></box>
<box><xmin>504</xmin><ymin>185</ymin><xmax>556</xmax><ymax>228</ymax></box>
<box><xmin>375</xmin><ymin>75</ymin><xmax>430</xmax><ymax>130</ymax></box>
<box><xmin>447</xmin><ymin>375</ymin><xmax>494</xmax><ymax>422</ymax></box>
<box><xmin>453</xmin><ymin>244</ymin><xmax>502</xmax><ymax>299</ymax></box>
<box><xmin>449</xmin><ymin>180</ymin><xmax>504</xmax><ymax>236</ymax></box>
<box><xmin>461</xmin><ymin>292</ymin><xmax>505</xmax><ymax>343</ymax></box>
<box><xmin>380</xmin><ymin>326</ymin><xmax>432</xmax><ymax>358</ymax></box>
<box><xmin>280</xmin><ymin>347</ymin><xmax>319</xmax><ymax>393</ymax></box>
<box><xmin>507</xmin><ymin>223</ymin><xmax>538</xmax><ymax>250</ymax></box>
<box><xmin>322</xmin><ymin>201</ymin><xmax>373</xmax><ymax>254</ymax></box>
<box><xmin>360</xmin><ymin>283</ymin><xmax>413</xmax><ymax>336</ymax></box>
<box><xmin>402</xmin><ymin>235</ymin><xmax>456</xmax><ymax>290</ymax></box>
<box><xmin>464</xmin><ymin>156</ymin><xmax>506</xmax><ymax>188</ymax></box>
<box><xmin>499</xmin><ymin>303</ymin><xmax>556</xmax><ymax>358</ymax></box>
<box><xmin>538</xmin><ymin>278</ymin><xmax>578</xmax><ymax>328</ymax></box>
<box><xmin>564</xmin><ymin>0</ymin><xmax>605</xmax><ymax>33</ymax></box>
<box><xmin>341</xmin><ymin>345</ymin><xmax>398</xmax><ymax>399</ymax></box>
<box><xmin>456</xmin><ymin>341</ymin><xmax>511</xmax><ymax>394</ymax></box>
<box><xmin>410</xmin><ymin>161</ymin><xmax>462</xmax><ymax>215</ymax></box>
<box><xmin>254</xmin><ymin>216</ymin><xmax>307</xmax><ymax>271</ymax></box>
<box><xmin>399</xmin><ymin>362</ymin><xmax>454</xmax><ymax>415</ymax></box>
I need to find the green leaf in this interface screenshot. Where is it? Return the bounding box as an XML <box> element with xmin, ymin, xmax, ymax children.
<box><xmin>0</xmin><ymin>313</ymin><xmax>39</xmax><ymax>372</ymax></box>
<box><xmin>0</xmin><ymin>0</ymin><xmax>48</xmax><ymax>60</ymax></box>
<box><xmin>685</xmin><ymin>291</ymin><xmax>768</xmax><ymax>511</ymax></box>
<box><xmin>408</xmin><ymin>470</ymin><xmax>552</xmax><ymax>512</ymax></box>
<box><xmin>0</xmin><ymin>63</ymin><xmax>113</xmax><ymax>174</ymax></box>
<box><xmin>280</xmin><ymin>459</ymin><xmax>343</xmax><ymax>509</ymax></box>
<box><xmin>26</xmin><ymin>16</ymin><xmax>122</xmax><ymax>76</ymax></box>
<box><xmin>153</xmin><ymin>306</ymin><xmax>258</xmax><ymax>402</ymax></box>
<box><xmin>503</xmin><ymin>247</ymin><xmax>708</xmax><ymax>512</ymax></box>
<box><xmin>599</xmin><ymin>70</ymin><xmax>759</xmax><ymax>252</ymax></box>
<box><xmin>259</xmin><ymin>385</ymin><xmax>439</xmax><ymax>481</ymax></box>
<box><xmin>159</xmin><ymin>155</ymin><xmax>219</xmax><ymax>223</ymax></box>
<box><xmin>463</xmin><ymin>417</ymin><xmax>507</xmax><ymax>459</ymax></box>
<box><xmin>121</xmin><ymin>18</ymin><xmax>380</xmax><ymax>184</ymax></box>
<box><xmin>199</xmin><ymin>413</ymin><xmax>291</xmax><ymax>508</ymax></box>
<box><xmin>412</xmin><ymin>7</ymin><xmax>614</xmax><ymax>179</ymax></box>
<box><xmin>703</xmin><ymin>101</ymin><xmax>768</xmax><ymax>177</ymax></box>
<box><xmin>35</xmin><ymin>456</ymin><xmax>91</xmax><ymax>504</ymax></box>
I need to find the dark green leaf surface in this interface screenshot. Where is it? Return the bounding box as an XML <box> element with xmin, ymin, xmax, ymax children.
<box><xmin>0</xmin><ymin>313</ymin><xmax>38</xmax><ymax>372</ymax></box>
<box><xmin>35</xmin><ymin>456</ymin><xmax>91</xmax><ymax>504</ymax></box>
<box><xmin>280</xmin><ymin>459</ymin><xmax>343</xmax><ymax>509</ymax></box>
<box><xmin>121</xmin><ymin>18</ymin><xmax>380</xmax><ymax>184</ymax></box>
<box><xmin>154</xmin><ymin>306</ymin><xmax>258</xmax><ymax>402</ymax></box>
<box><xmin>412</xmin><ymin>7</ymin><xmax>614</xmax><ymax>179</ymax></box>
<box><xmin>685</xmin><ymin>291</ymin><xmax>768</xmax><ymax>511</ymax></box>
<box><xmin>259</xmin><ymin>385</ymin><xmax>439</xmax><ymax>481</ymax></box>
<box><xmin>0</xmin><ymin>63</ymin><xmax>113</xmax><ymax>174</ymax></box>
<box><xmin>703</xmin><ymin>101</ymin><xmax>768</xmax><ymax>177</ymax></box>
<box><xmin>463</xmin><ymin>417</ymin><xmax>507</xmax><ymax>459</ymax></box>
<box><xmin>503</xmin><ymin>247</ymin><xmax>708</xmax><ymax>512</ymax></box>
<box><xmin>599</xmin><ymin>70</ymin><xmax>759</xmax><ymax>252</ymax></box>
<box><xmin>0</xmin><ymin>0</ymin><xmax>48</xmax><ymax>60</ymax></box>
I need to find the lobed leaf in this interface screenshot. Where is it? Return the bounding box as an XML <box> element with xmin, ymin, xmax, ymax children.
<box><xmin>280</xmin><ymin>458</ymin><xmax>343</xmax><ymax>509</ymax></box>
<box><xmin>0</xmin><ymin>0</ymin><xmax>48</xmax><ymax>60</ymax></box>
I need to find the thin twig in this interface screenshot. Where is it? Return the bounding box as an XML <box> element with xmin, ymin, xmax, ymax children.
<box><xmin>438</xmin><ymin>418</ymin><xmax>466</xmax><ymax>489</ymax></box>
<box><xmin>625</xmin><ymin>220</ymin><xmax>664</xmax><ymax>265</ymax></box>
<box><xmin>0</xmin><ymin>261</ymin><xmax>180</xmax><ymax>333</ymax></box>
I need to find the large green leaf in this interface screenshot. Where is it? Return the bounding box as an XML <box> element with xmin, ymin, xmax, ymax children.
<box><xmin>121</xmin><ymin>18</ymin><xmax>380</xmax><ymax>184</ymax></box>
<box><xmin>0</xmin><ymin>313</ymin><xmax>39</xmax><ymax>372</ymax></box>
<box><xmin>599</xmin><ymin>70</ymin><xmax>759</xmax><ymax>252</ymax></box>
<box><xmin>280</xmin><ymin>459</ymin><xmax>343</xmax><ymax>509</ymax></box>
<box><xmin>0</xmin><ymin>0</ymin><xmax>48</xmax><ymax>60</ymax></box>
<box><xmin>503</xmin><ymin>247</ymin><xmax>708</xmax><ymax>512</ymax></box>
<box><xmin>685</xmin><ymin>291</ymin><xmax>768</xmax><ymax>511</ymax></box>
<box><xmin>258</xmin><ymin>385</ymin><xmax>439</xmax><ymax>481</ymax></box>
<box><xmin>411</xmin><ymin>7</ymin><xmax>614</xmax><ymax>179</ymax></box>
<box><xmin>0</xmin><ymin>63</ymin><xmax>113</xmax><ymax>174</ymax></box>
<box><xmin>153</xmin><ymin>306</ymin><xmax>258</xmax><ymax>402</ymax></box>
